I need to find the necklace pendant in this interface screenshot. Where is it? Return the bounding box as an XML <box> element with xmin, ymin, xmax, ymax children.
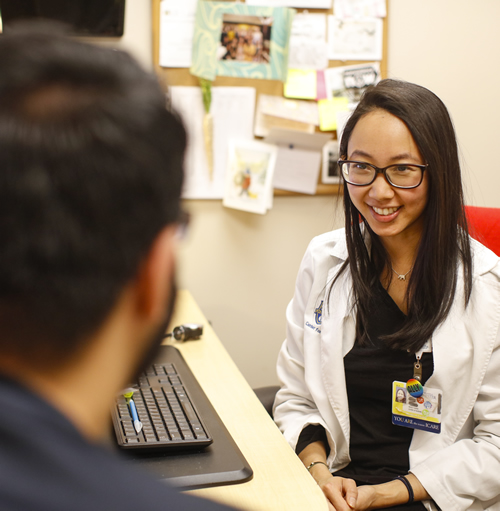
<box><xmin>391</xmin><ymin>264</ymin><xmax>412</xmax><ymax>281</ymax></box>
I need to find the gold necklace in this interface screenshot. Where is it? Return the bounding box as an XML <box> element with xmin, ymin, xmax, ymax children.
<box><xmin>391</xmin><ymin>265</ymin><xmax>412</xmax><ymax>281</ymax></box>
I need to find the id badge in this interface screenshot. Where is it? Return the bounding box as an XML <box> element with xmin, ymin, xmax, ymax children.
<box><xmin>392</xmin><ymin>381</ymin><xmax>442</xmax><ymax>434</ymax></box>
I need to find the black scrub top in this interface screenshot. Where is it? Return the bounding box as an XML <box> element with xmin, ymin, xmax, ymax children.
<box><xmin>296</xmin><ymin>281</ymin><xmax>433</xmax><ymax>509</ymax></box>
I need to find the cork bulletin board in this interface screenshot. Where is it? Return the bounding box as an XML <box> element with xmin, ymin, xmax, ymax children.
<box><xmin>151</xmin><ymin>0</ymin><xmax>388</xmax><ymax>196</ymax></box>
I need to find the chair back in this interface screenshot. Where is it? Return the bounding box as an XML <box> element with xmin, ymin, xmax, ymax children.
<box><xmin>465</xmin><ymin>205</ymin><xmax>500</xmax><ymax>256</ymax></box>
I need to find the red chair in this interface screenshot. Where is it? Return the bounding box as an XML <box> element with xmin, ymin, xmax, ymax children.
<box><xmin>465</xmin><ymin>205</ymin><xmax>500</xmax><ymax>256</ymax></box>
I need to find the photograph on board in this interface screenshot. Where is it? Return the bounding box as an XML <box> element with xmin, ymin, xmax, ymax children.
<box><xmin>223</xmin><ymin>139</ymin><xmax>277</xmax><ymax>215</ymax></box>
<box><xmin>322</xmin><ymin>139</ymin><xmax>340</xmax><ymax>184</ymax></box>
<box><xmin>191</xmin><ymin>2</ymin><xmax>294</xmax><ymax>81</ymax></box>
<box><xmin>218</xmin><ymin>14</ymin><xmax>273</xmax><ymax>63</ymax></box>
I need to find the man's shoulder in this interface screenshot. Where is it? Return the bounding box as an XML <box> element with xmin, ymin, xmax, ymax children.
<box><xmin>0</xmin><ymin>377</ymin><xmax>234</xmax><ymax>511</ymax></box>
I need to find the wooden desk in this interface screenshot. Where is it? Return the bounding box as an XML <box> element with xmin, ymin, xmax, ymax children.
<box><xmin>165</xmin><ymin>290</ymin><xmax>328</xmax><ymax>511</ymax></box>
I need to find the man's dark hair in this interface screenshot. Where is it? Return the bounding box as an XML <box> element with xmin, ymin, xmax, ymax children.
<box><xmin>0</xmin><ymin>25</ymin><xmax>186</xmax><ymax>367</ymax></box>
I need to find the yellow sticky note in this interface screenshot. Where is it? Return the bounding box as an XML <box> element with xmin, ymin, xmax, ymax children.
<box><xmin>318</xmin><ymin>97</ymin><xmax>349</xmax><ymax>131</ymax></box>
<box><xmin>284</xmin><ymin>69</ymin><xmax>317</xmax><ymax>100</ymax></box>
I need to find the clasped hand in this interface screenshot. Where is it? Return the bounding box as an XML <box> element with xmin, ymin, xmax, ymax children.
<box><xmin>316</xmin><ymin>473</ymin><xmax>375</xmax><ymax>511</ymax></box>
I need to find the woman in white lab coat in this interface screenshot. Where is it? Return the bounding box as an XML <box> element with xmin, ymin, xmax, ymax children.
<box><xmin>274</xmin><ymin>80</ymin><xmax>500</xmax><ymax>511</ymax></box>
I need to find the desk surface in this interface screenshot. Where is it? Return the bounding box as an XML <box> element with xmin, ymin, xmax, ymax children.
<box><xmin>165</xmin><ymin>290</ymin><xmax>328</xmax><ymax>511</ymax></box>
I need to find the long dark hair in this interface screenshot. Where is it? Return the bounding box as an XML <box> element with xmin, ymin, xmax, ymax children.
<box><xmin>334</xmin><ymin>79</ymin><xmax>472</xmax><ymax>353</ymax></box>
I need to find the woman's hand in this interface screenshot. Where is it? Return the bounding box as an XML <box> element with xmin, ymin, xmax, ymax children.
<box><xmin>297</xmin><ymin>440</ymin><xmax>429</xmax><ymax>509</ymax></box>
<box><xmin>309</xmin><ymin>464</ymin><xmax>427</xmax><ymax>511</ymax></box>
<box><xmin>310</xmin><ymin>464</ymin><xmax>359</xmax><ymax>510</ymax></box>
<box><xmin>298</xmin><ymin>440</ymin><xmax>360</xmax><ymax>510</ymax></box>
<box><xmin>317</xmin><ymin>475</ymin><xmax>397</xmax><ymax>511</ymax></box>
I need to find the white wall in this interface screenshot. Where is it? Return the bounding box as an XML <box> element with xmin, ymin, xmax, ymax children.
<box><xmin>117</xmin><ymin>0</ymin><xmax>500</xmax><ymax>388</ymax></box>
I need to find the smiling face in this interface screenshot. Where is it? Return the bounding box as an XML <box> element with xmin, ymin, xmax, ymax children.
<box><xmin>346</xmin><ymin>109</ymin><xmax>429</xmax><ymax>248</ymax></box>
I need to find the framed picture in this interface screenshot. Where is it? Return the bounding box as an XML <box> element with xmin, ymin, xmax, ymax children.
<box><xmin>223</xmin><ymin>139</ymin><xmax>277</xmax><ymax>215</ymax></box>
<box><xmin>322</xmin><ymin>139</ymin><xmax>341</xmax><ymax>184</ymax></box>
<box><xmin>191</xmin><ymin>2</ymin><xmax>294</xmax><ymax>81</ymax></box>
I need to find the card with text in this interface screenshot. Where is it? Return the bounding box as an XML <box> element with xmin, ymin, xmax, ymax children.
<box><xmin>392</xmin><ymin>381</ymin><xmax>442</xmax><ymax>434</ymax></box>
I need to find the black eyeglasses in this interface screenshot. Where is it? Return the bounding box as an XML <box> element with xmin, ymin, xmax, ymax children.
<box><xmin>338</xmin><ymin>160</ymin><xmax>428</xmax><ymax>189</ymax></box>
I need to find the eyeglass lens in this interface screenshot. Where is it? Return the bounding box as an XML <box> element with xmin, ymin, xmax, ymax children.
<box><xmin>340</xmin><ymin>162</ymin><xmax>423</xmax><ymax>188</ymax></box>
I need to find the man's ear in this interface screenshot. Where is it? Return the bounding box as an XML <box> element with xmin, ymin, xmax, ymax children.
<box><xmin>133</xmin><ymin>225</ymin><xmax>177</xmax><ymax>321</ymax></box>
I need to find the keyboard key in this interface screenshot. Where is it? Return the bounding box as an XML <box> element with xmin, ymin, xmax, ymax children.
<box><xmin>192</xmin><ymin>424</ymin><xmax>205</xmax><ymax>436</ymax></box>
<box><xmin>177</xmin><ymin>397</ymin><xmax>198</xmax><ymax>422</ymax></box>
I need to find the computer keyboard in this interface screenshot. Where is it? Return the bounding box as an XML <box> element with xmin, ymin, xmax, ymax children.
<box><xmin>112</xmin><ymin>362</ymin><xmax>213</xmax><ymax>451</ymax></box>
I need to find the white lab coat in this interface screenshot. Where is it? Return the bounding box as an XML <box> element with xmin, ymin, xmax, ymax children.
<box><xmin>274</xmin><ymin>228</ymin><xmax>500</xmax><ymax>511</ymax></box>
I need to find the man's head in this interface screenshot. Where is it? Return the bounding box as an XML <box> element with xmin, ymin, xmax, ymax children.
<box><xmin>0</xmin><ymin>25</ymin><xmax>186</xmax><ymax>371</ymax></box>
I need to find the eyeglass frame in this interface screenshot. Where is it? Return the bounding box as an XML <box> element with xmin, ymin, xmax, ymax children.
<box><xmin>337</xmin><ymin>159</ymin><xmax>428</xmax><ymax>189</ymax></box>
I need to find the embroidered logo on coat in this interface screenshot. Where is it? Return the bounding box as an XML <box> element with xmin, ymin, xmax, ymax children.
<box><xmin>314</xmin><ymin>301</ymin><xmax>323</xmax><ymax>325</ymax></box>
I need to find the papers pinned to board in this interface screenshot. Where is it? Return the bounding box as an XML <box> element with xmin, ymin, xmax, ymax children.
<box><xmin>264</xmin><ymin>129</ymin><xmax>332</xmax><ymax>195</ymax></box>
<box><xmin>323</xmin><ymin>62</ymin><xmax>380</xmax><ymax>102</ymax></box>
<box><xmin>254</xmin><ymin>94</ymin><xmax>319</xmax><ymax>137</ymax></box>
<box><xmin>246</xmin><ymin>0</ymin><xmax>332</xmax><ymax>8</ymax></box>
<box><xmin>170</xmin><ymin>86</ymin><xmax>256</xmax><ymax>200</ymax></box>
<box><xmin>333</xmin><ymin>0</ymin><xmax>386</xmax><ymax>19</ymax></box>
<box><xmin>288</xmin><ymin>13</ymin><xmax>329</xmax><ymax>71</ymax></box>
<box><xmin>223</xmin><ymin>139</ymin><xmax>277</xmax><ymax>215</ymax></box>
<box><xmin>327</xmin><ymin>16</ymin><xmax>383</xmax><ymax>61</ymax></box>
<box><xmin>158</xmin><ymin>0</ymin><xmax>387</xmax><ymax>206</ymax></box>
<box><xmin>159</xmin><ymin>0</ymin><xmax>198</xmax><ymax>68</ymax></box>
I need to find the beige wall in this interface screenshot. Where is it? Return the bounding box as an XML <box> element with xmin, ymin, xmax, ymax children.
<box><xmin>388</xmin><ymin>0</ymin><xmax>500</xmax><ymax>208</ymax></box>
<box><xmin>117</xmin><ymin>0</ymin><xmax>500</xmax><ymax>388</ymax></box>
<box><xmin>178</xmin><ymin>197</ymin><xmax>344</xmax><ymax>388</ymax></box>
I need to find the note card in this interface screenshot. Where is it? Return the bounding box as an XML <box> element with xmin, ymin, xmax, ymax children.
<box><xmin>264</xmin><ymin>129</ymin><xmax>332</xmax><ymax>195</ymax></box>
<box><xmin>333</xmin><ymin>0</ymin><xmax>387</xmax><ymax>19</ymax></box>
<box><xmin>247</xmin><ymin>0</ymin><xmax>332</xmax><ymax>7</ymax></box>
<box><xmin>318</xmin><ymin>97</ymin><xmax>350</xmax><ymax>131</ymax></box>
<box><xmin>159</xmin><ymin>0</ymin><xmax>198</xmax><ymax>68</ymax></box>
<box><xmin>327</xmin><ymin>16</ymin><xmax>383</xmax><ymax>61</ymax></box>
<box><xmin>288</xmin><ymin>13</ymin><xmax>328</xmax><ymax>71</ymax></box>
<box><xmin>284</xmin><ymin>69</ymin><xmax>317</xmax><ymax>100</ymax></box>
<box><xmin>254</xmin><ymin>94</ymin><xmax>319</xmax><ymax>137</ymax></box>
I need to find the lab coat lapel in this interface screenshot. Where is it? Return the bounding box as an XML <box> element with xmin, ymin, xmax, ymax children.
<box><xmin>410</xmin><ymin>263</ymin><xmax>500</xmax><ymax>463</ymax></box>
<box><xmin>319</xmin><ymin>247</ymin><xmax>356</xmax><ymax>466</ymax></box>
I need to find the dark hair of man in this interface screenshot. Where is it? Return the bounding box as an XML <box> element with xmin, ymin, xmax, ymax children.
<box><xmin>0</xmin><ymin>25</ymin><xmax>186</xmax><ymax>368</ymax></box>
<box><xmin>332</xmin><ymin>79</ymin><xmax>472</xmax><ymax>353</ymax></box>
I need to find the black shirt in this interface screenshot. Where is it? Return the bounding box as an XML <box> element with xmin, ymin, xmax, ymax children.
<box><xmin>296</xmin><ymin>282</ymin><xmax>433</xmax><ymax>508</ymax></box>
<box><xmin>0</xmin><ymin>375</ymin><xmax>236</xmax><ymax>511</ymax></box>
